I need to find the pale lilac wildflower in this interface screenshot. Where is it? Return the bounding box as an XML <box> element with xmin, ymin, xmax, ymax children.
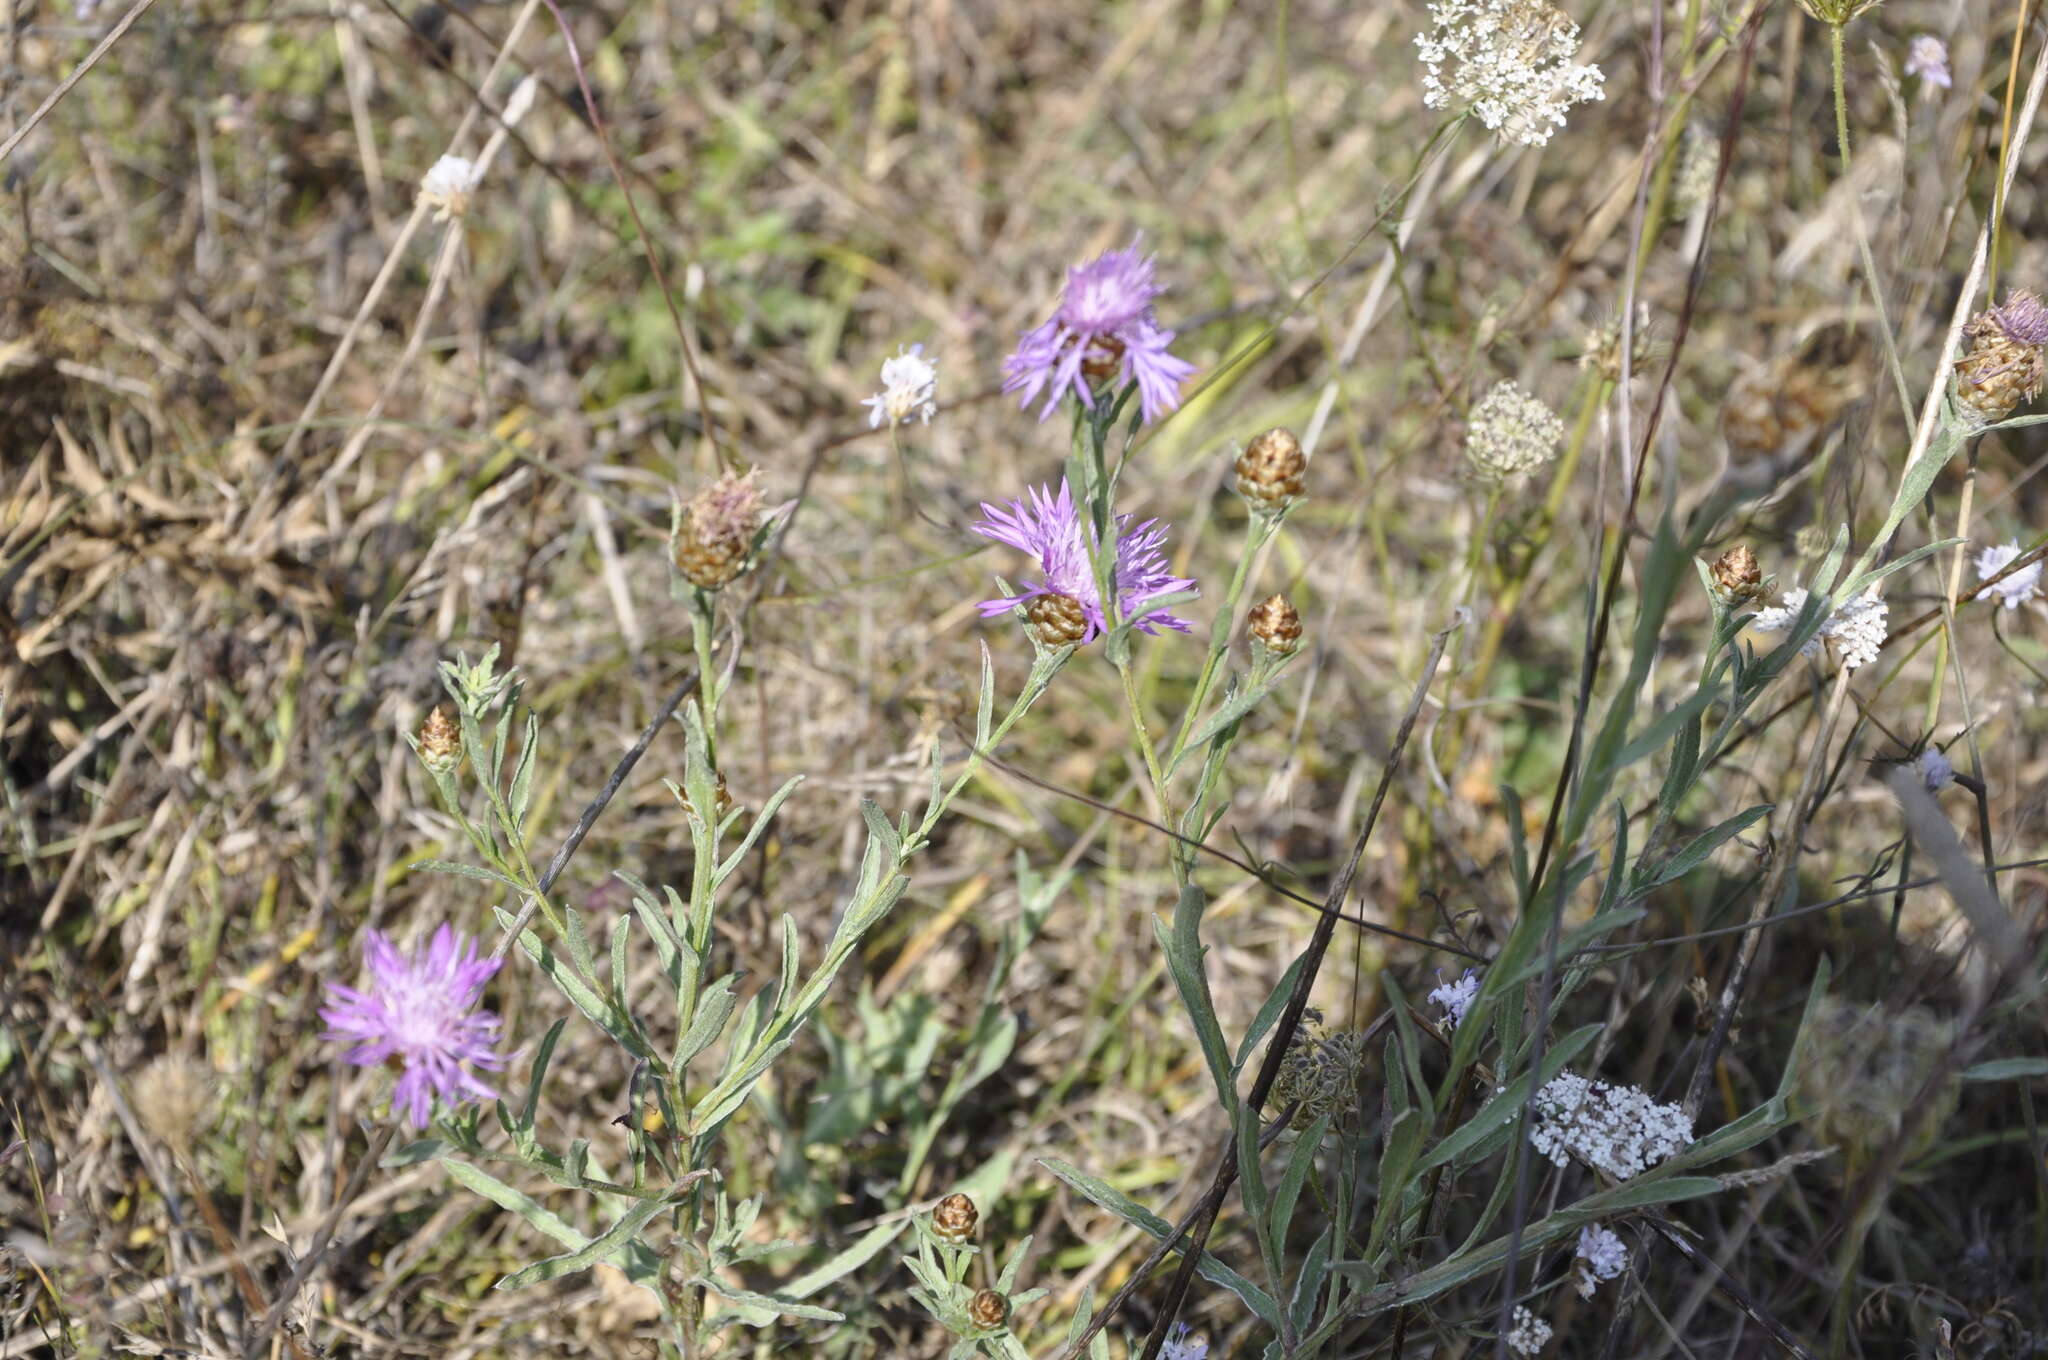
<box><xmin>972</xmin><ymin>479</ymin><xmax>1196</xmax><ymax>643</ymax></box>
<box><xmin>863</xmin><ymin>343</ymin><xmax>938</xmax><ymax>429</ymax></box>
<box><xmin>419</xmin><ymin>155</ymin><xmax>481</xmax><ymax>221</ymax></box>
<box><xmin>1527</xmin><ymin>1070</ymin><xmax>1693</xmax><ymax>1180</ymax></box>
<box><xmin>1003</xmin><ymin>241</ymin><xmax>1196</xmax><ymax>425</ymax></box>
<box><xmin>1973</xmin><ymin>541</ymin><xmax>2041</xmax><ymax>610</ymax></box>
<box><xmin>1904</xmin><ymin>35</ymin><xmax>1952</xmax><ymax>90</ymax></box>
<box><xmin>1575</xmin><ymin>1224</ymin><xmax>1629</xmax><ymax>1297</ymax></box>
<box><xmin>1429</xmin><ymin>968</ymin><xmax>1479</xmax><ymax>1028</ymax></box>
<box><xmin>1160</xmin><ymin>1322</ymin><xmax>1209</xmax><ymax>1360</ymax></box>
<box><xmin>1916</xmin><ymin>748</ymin><xmax>1955</xmax><ymax>792</ymax></box>
<box><xmin>321</xmin><ymin>924</ymin><xmax>504</xmax><ymax>1129</ymax></box>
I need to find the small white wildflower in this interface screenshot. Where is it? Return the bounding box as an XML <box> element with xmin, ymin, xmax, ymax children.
<box><xmin>1904</xmin><ymin>35</ymin><xmax>1952</xmax><ymax>90</ymax></box>
<box><xmin>1428</xmin><ymin>969</ymin><xmax>1480</xmax><ymax>1029</ymax></box>
<box><xmin>419</xmin><ymin>154</ymin><xmax>481</xmax><ymax>222</ymax></box>
<box><xmin>1574</xmin><ymin>1224</ymin><xmax>1629</xmax><ymax>1297</ymax></box>
<box><xmin>1507</xmin><ymin>1304</ymin><xmax>1552</xmax><ymax>1356</ymax></box>
<box><xmin>1415</xmin><ymin>0</ymin><xmax>1606</xmax><ymax>148</ymax></box>
<box><xmin>1528</xmin><ymin>1070</ymin><xmax>1693</xmax><ymax>1180</ymax></box>
<box><xmin>1916</xmin><ymin>748</ymin><xmax>1955</xmax><ymax>792</ymax></box>
<box><xmin>1464</xmin><ymin>380</ymin><xmax>1565</xmax><ymax>481</ymax></box>
<box><xmin>862</xmin><ymin>343</ymin><xmax>938</xmax><ymax>429</ymax></box>
<box><xmin>1160</xmin><ymin>1322</ymin><xmax>1208</xmax><ymax>1360</ymax></box>
<box><xmin>1973</xmin><ymin>541</ymin><xmax>2041</xmax><ymax>610</ymax></box>
<box><xmin>1748</xmin><ymin>586</ymin><xmax>1817</xmax><ymax>653</ymax></box>
<box><xmin>1748</xmin><ymin>586</ymin><xmax>1887</xmax><ymax>670</ymax></box>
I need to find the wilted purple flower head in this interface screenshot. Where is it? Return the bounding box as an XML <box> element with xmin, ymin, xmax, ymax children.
<box><xmin>1003</xmin><ymin>241</ymin><xmax>1197</xmax><ymax>425</ymax></box>
<box><xmin>321</xmin><ymin>924</ymin><xmax>504</xmax><ymax>1129</ymax></box>
<box><xmin>1904</xmin><ymin>35</ymin><xmax>1951</xmax><ymax>89</ymax></box>
<box><xmin>972</xmin><ymin>479</ymin><xmax>1196</xmax><ymax>643</ymax></box>
<box><xmin>1990</xmin><ymin>290</ymin><xmax>2048</xmax><ymax>346</ymax></box>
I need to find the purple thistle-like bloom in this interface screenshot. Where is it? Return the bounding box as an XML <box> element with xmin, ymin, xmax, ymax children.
<box><xmin>1003</xmin><ymin>241</ymin><xmax>1198</xmax><ymax>425</ymax></box>
<box><xmin>321</xmin><ymin>924</ymin><xmax>505</xmax><ymax>1129</ymax></box>
<box><xmin>973</xmin><ymin>479</ymin><xmax>1196</xmax><ymax>642</ymax></box>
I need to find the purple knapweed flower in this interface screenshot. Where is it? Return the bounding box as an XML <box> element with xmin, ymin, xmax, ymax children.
<box><xmin>1002</xmin><ymin>240</ymin><xmax>1197</xmax><ymax>425</ymax></box>
<box><xmin>972</xmin><ymin>479</ymin><xmax>1196</xmax><ymax>642</ymax></box>
<box><xmin>1904</xmin><ymin>35</ymin><xmax>1951</xmax><ymax>90</ymax></box>
<box><xmin>320</xmin><ymin>924</ymin><xmax>505</xmax><ymax>1129</ymax></box>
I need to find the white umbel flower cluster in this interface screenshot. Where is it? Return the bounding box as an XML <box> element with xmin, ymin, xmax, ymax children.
<box><xmin>1749</xmin><ymin>586</ymin><xmax>1889</xmax><ymax>670</ymax></box>
<box><xmin>863</xmin><ymin>343</ymin><xmax>939</xmax><ymax>428</ymax></box>
<box><xmin>420</xmin><ymin>155</ymin><xmax>482</xmax><ymax>222</ymax></box>
<box><xmin>1416</xmin><ymin>0</ymin><xmax>1606</xmax><ymax>147</ymax></box>
<box><xmin>1528</xmin><ymin>1070</ymin><xmax>1693</xmax><ymax>1180</ymax></box>
<box><xmin>1574</xmin><ymin>1223</ymin><xmax>1629</xmax><ymax>1297</ymax></box>
<box><xmin>1464</xmin><ymin>380</ymin><xmax>1565</xmax><ymax>481</ymax></box>
<box><xmin>1507</xmin><ymin>1305</ymin><xmax>1552</xmax><ymax>1356</ymax></box>
<box><xmin>1973</xmin><ymin>541</ymin><xmax>2042</xmax><ymax>610</ymax></box>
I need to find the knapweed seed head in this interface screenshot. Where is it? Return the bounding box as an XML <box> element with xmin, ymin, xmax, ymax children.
<box><xmin>967</xmin><ymin>1288</ymin><xmax>1009</xmax><ymax>1331</ymax></box>
<box><xmin>320</xmin><ymin>924</ymin><xmax>504</xmax><ymax>1130</ymax></box>
<box><xmin>1574</xmin><ymin>1224</ymin><xmax>1629</xmax><ymax>1297</ymax></box>
<box><xmin>1904</xmin><ymin>35</ymin><xmax>1951</xmax><ymax>89</ymax></box>
<box><xmin>1428</xmin><ymin>968</ymin><xmax>1479</xmax><ymax>1028</ymax></box>
<box><xmin>1507</xmin><ymin>1305</ymin><xmax>1552</xmax><ymax>1356</ymax></box>
<box><xmin>1973</xmin><ymin>540</ymin><xmax>2042</xmax><ymax>610</ymax></box>
<box><xmin>863</xmin><ymin>343</ymin><xmax>938</xmax><ymax>429</ymax></box>
<box><xmin>130</xmin><ymin>1055</ymin><xmax>215</xmax><ymax>1152</ymax></box>
<box><xmin>1955</xmin><ymin>291</ymin><xmax>2048</xmax><ymax>426</ymax></box>
<box><xmin>931</xmin><ymin>1192</ymin><xmax>978</xmax><ymax>1245</ymax></box>
<box><xmin>973</xmin><ymin>480</ymin><xmax>1195</xmax><ymax>644</ymax></box>
<box><xmin>1709</xmin><ymin>543</ymin><xmax>1767</xmax><ymax>606</ymax></box>
<box><xmin>419</xmin><ymin>154</ymin><xmax>481</xmax><ymax>222</ymax></box>
<box><xmin>416</xmin><ymin>705</ymin><xmax>462</xmax><ymax>773</ymax></box>
<box><xmin>1415</xmin><ymin>0</ymin><xmax>1605</xmax><ymax>147</ymax></box>
<box><xmin>1234</xmin><ymin>427</ymin><xmax>1307</xmax><ymax>510</ymax></box>
<box><xmin>1247</xmin><ymin>593</ymin><xmax>1303</xmax><ymax>656</ymax></box>
<box><xmin>674</xmin><ymin>472</ymin><xmax>764</xmax><ymax>591</ymax></box>
<box><xmin>1464</xmin><ymin>380</ymin><xmax>1565</xmax><ymax>482</ymax></box>
<box><xmin>1002</xmin><ymin>240</ymin><xmax>1196</xmax><ymax>425</ymax></box>
<box><xmin>1527</xmin><ymin>1070</ymin><xmax>1693</xmax><ymax>1179</ymax></box>
<box><xmin>1026</xmin><ymin>592</ymin><xmax>1092</xmax><ymax>649</ymax></box>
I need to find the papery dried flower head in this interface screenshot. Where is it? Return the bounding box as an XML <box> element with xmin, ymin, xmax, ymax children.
<box><xmin>1247</xmin><ymin>593</ymin><xmax>1303</xmax><ymax>656</ymax></box>
<box><xmin>1904</xmin><ymin>35</ymin><xmax>1951</xmax><ymax>89</ymax></box>
<box><xmin>1271</xmin><ymin>1021</ymin><xmax>1368</xmax><ymax>1129</ymax></box>
<box><xmin>973</xmin><ymin>480</ymin><xmax>1196</xmax><ymax>644</ymax></box>
<box><xmin>1956</xmin><ymin>290</ymin><xmax>2048</xmax><ymax>426</ymax></box>
<box><xmin>1464</xmin><ymin>380</ymin><xmax>1565</xmax><ymax>482</ymax></box>
<box><xmin>417</xmin><ymin>705</ymin><xmax>462</xmax><ymax>773</ymax></box>
<box><xmin>1428</xmin><ymin>968</ymin><xmax>1479</xmax><ymax>1028</ymax></box>
<box><xmin>1574</xmin><ymin>1224</ymin><xmax>1629</xmax><ymax>1297</ymax></box>
<box><xmin>130</xmin><ymin>1056</ymin><xmax>215</xmax><ymax>1151</ymax></box>
<box><xmin>863</xmin><ymin>343</ymin><xmax>938</xmax><ymax>429</ymax></box>
<box><xmin>674</xmin><ymin>472</ymin><xmax>764</xmax><ymax>590</ymax></box>
<box><xmin>967</xmin><ymin>1288</ymin><xmax>1009</xmax><ymax>1330</ymax></box>
<box><xmin>1507</xmin><ymin>1305</ymin><xmax>1553</xmax><ymax>1356</ymax></box>
<box><xmin>1003</xmin><ymin>240</ymin><xmax>1197</xmax><ymax>426</ymax></box>
<box><xmin>931</xmin><ymin>1192</ymin><xmax>978</xmax><ymax>1245</ymax></box>
<box><xmin>1709</xmin><ymin>544</ymin><xmax>1766</xmax><ymax>606</ymax></box>
<box><xmin>1722</xmin><ymin>326</ymin><xmax>1873</xmax><ymax>465</ymax></box>
<box><xmin>1415</xmin><ymin>0</ymin><xmax>1605</xmax><ymax>147</ymax></box>
<box><xmin>1973</xmin><ymin>540</ymin><xmax>2042</xmax><ymax>610</ymax></box>
<box><xmin>1234</xmin><ymin>428</ymin><xmax>1307</xmax><ymax>510</ymax></box>
<box><xmin>419</xmin><ymin>154</ymin><xmax>481</xmax><ymax>221</ymax></box>
<box><xmin>1026</xmin><ymin>592</ymin><xmax>1092</xmax><ymax>649</ymax></box>
<box><xmin>1528</xmin><ymin>1070</ymin><xmax>1693</xmax><ymax>1179</ymax></box>
<box><xmin>320</xmin><ymin>924</ymin><xmax>504</xmax><ymax>1130</ymax></box>
<box><xmin>1795</xmin><ymin>997</ymin><xmax>1956</xmax><ymax>1164</ymax></box>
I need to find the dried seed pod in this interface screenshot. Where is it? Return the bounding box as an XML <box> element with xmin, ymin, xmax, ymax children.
<box><xmin>1708</xmin><ymin>544</ymin><xmax>1765</xmax><ymax>606</ymax></box>
<box><xmin>417</xmin><ymin>705</ymin><xmax>461</xmax><ymax>773</ymax></box>
<box><xmin>931</xmin><ymin>1192</ymin><xmax>978</xmax><ymax>1244</ymax></box>
<box><xmin>968</xmin><ymin>1288</ymin><xmax>1009</xmax><ymax>1330</ymax></box>
<box><xmin>1954</xmin><ymin>290</ymin><xmax>2048</xmax><ymax>426</ymax></box>
<box><xmin>1025</xmin><ymin>592</ymin><xmax>1090</xmax><ymax>648</ymax></box>
<box><xmin>1234</xmin><ymin>428</ymin><xmax>1306</xmax><ymax>509</ymax></box>
<box><xmin>1247</xmin><ymin>593</ymin><xmax>1303</xmax><ymax>655</ymax></box>
<box><xmin>674</xmin><ymin>472</ymin><xmax>764</xmax><ymax>590</ymax></box>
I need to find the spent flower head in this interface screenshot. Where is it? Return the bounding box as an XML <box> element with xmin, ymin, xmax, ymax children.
<box><xmin>674</xmin><ymin>471</ymin><xmax>765</xmax><ymax>591</ymax></box>
<box><xmin>972</xmin><ymin>480</ymin><xmax>1195</xmax><ymax>644</ymax></box>
<box><xmin>1575</xmin><ymin>1224</ymin><xmax>1629</xmax><ymax>1296</ymax></box>
<box><xmin>419</xmin><ymin>154</ymin><xmax>481</xmax><ymax>221</ymax></box>
<box><xmin>864</xmin><ymin>343</ymin><xmax>938</xmax><ymax>429</ymax></box>
<box><xmin>1464</xmin><ymin>379</ymin><xmax>1565</xmax><ymax>481</ymax></box>
<box><xmin>1528</xmin><ymin>1070</ymin><xmax>1693</xmax><ymax>1179</ymax></box>
<box><xmin>1003</xmin><ymin>241</ymin><xmax>1197</xmax><ymax>425</ymax></box>
<box><xmin>1973</xmin><ymin>540</ymin><xmax>2042</xmax><ymax>610</ymax></box>
<box><xmin>1416</xmin><ymin>0</ymin><xmax>1605</xmax><ymax>147</ymax></box>
<box><xmin>1956</xmin><ymin>290</ymin><xmax>2048</xmax><ymax>425</ymax></box>
<box><xmin>1904</xmin><ymin>35</ymin><xmax>1952</xmax><ymax>89</ymax></box>
<box><xmin>322</xmin><ymin>925</ymin><xmax>504</xmax><ymax>1129</ymax></box>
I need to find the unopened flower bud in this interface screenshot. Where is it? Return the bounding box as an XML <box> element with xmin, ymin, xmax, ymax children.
<box><xmin>931</xmin><ymin>1192</ymin><xmax>978</xmax><ymax>1244</ymax></box>
<box><xmin>418</xmin><ymin>705</ymin><xmax>461</xmax><ymax>773</ymax></box>
<box><xmin>1709</xmin><ymin>544</ymin><xmax>1765</xmax><ymax>605</ymax></box>
<box><xmin>1026</xmin><ymin>592</ymin><xmax>1090</xmax><ymax>648</ymax></box>
<box><xmin>1954</xmin><ymin>290</ymin><xmax>2048</xmax><ymax>426</ymax></box>
<box><xmin>673</xmin><ymin>472</ymin><xmax>764</xmax><ymax>591</ymax></box>
<box><xmin>968</xmin><ymin>1288</ymin><xmax>1009</xmax><ymax>1330</ymax></box>
<box><xmin>1234</xmin><ymin>428</ymin><xmax>1306</xmax><ymax>510</ymax></box>
<box><xmin>1248</xmin><ymin>593</ymin><xmax>1303</xmax><ymax>655</ymax></box>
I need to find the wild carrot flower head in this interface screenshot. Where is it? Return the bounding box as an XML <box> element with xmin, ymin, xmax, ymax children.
<box><xmin>864</xmin><ymin>343</ymin><xmax>938</xmax><ymax>429</ymax></box>
<box><xmin>1002</xmin><ymin>241</ymin><xmax>1197</xmax><ymax>425</ymax></box>
<box><xmin>1527</xmin><ymin>1070</ymin><xmax>1693</xmax><ymax>1179</ymax></box>
<box><xmin>1973</xmin><ymin>540</ymin><xmax>2042</xmax><ymax>610</ymax></box>
<box><xmin>1507</xmin><ymin>1306</ymin><xmax>1552</xmax><ymax>1356</ymax></box>
<box><xmin>1415</xmin><ymin>0</ymin><xmax>1605</xmax><ymax>147</ymax></box>
<box><xmin>320</xmin><ymin>924</ymin><xmax>504</xmax><ymax>1129</ymax></box>
<box><xmin>1749</xmin><ymin>586</ymin><xmax>1888</xmax><ymax>670</ymax></box>
<box><xmin>972</xmin><ymin>480</ymin><xmax>1195</xmax><ymax>643</ymax></box>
